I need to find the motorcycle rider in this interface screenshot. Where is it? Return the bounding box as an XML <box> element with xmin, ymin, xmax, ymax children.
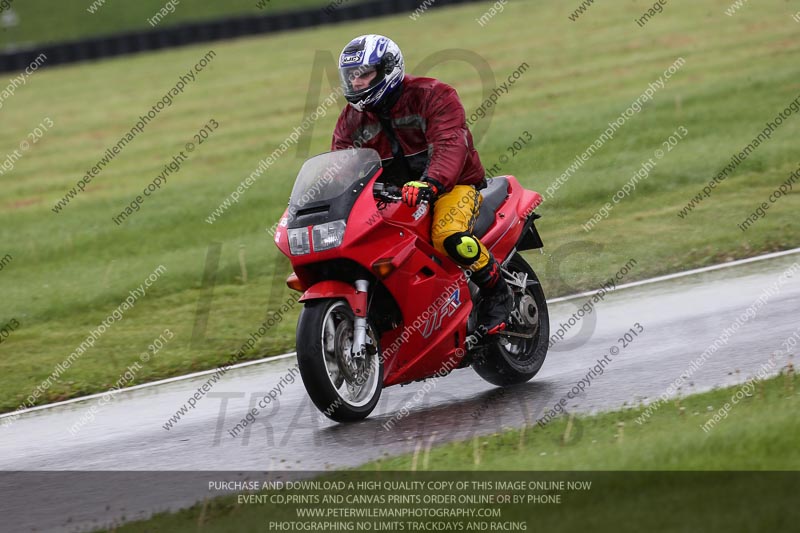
<box><xmin>332</xmin><ymin>34</ymin><xmax>512</xmax><ymax>334</ymax></box>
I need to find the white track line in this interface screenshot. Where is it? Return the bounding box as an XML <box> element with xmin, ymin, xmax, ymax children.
<box><xmin>0</xmin><ymin>353</ymin><xmax>297</xmax><ymax>420</ymax></box>
<box><xmin>3</xmin><ymin>247</ymin><xmax>798</xmax><ymax>420</ymax></box>
<box><xmin>548</xmin><ymin>247</ymin><xmax>800</xmax><ymax>303</ymax></box>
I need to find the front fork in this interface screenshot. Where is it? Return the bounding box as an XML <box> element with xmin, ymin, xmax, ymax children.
<box><xmin>351</xmin><ymin>279</ymin><xmax>370</xmax><ymax>360</ymax></box>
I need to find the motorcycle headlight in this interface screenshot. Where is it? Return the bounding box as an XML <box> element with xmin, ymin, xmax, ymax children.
<box><xmin>288</xmin><ymin>227</ymin><xmax>311</xmax><ymax>255</ymax></box>
<box><xmin>312</xmin><ymin>220</ymin><xmax>346</xmax><ymax>252</ymax></box>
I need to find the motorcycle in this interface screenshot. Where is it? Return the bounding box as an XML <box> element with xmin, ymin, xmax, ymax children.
<box><xmin>274</xmin><ymin>148</ymin><xmax>549</xmax><ymax>422</ymax></box>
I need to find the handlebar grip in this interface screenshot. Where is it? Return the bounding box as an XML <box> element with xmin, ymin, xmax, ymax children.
<box><xmin>374</xmin><ymin>184</ymin><xmax>430</xmax><ymax>208</ymax></box>
<box><xmin>374</xmin><ymin>183</ymin><xmax>402</xmax><ymax>202</ymax></box>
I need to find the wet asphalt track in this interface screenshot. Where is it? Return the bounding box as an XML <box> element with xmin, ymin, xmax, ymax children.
<box><xmin>1</xmin><ymin>250</ymin><xmax>798</xmax><ymax>531</ymax></box>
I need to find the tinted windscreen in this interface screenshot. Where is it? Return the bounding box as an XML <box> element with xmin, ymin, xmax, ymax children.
<box><xmin>289</xmin><ymin>148</ymin><xmax>381</xmax><ymax>209</ymax></box>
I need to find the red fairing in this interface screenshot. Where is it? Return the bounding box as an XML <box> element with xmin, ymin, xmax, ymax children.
<box><xmin>478</xmin><ymin>175</ymin><xmax>542</xmax><ymax>261</ymax></box>
<box><xmin>299</xmin><ymin>280</ymin><xmax>367</xmax><ymax>317</ymax></box>
<box><xmin>276</xmin><ymin>166</ymin><xmax>544</xmax><ymax>386</ymax></box>
<box><xmin>332</xmin><ymin>75</ymin><xmax>485</xmax><ymax>191</ymax></box>
<box><xmin>519</xmin><ymin>190</ymin><xmax>544</xmax><ymax>217</ymax></box>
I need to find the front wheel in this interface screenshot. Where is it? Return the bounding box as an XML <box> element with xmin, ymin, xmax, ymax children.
<box><xmin>473</xmin><ymin>253</ymin><xmax>550</xmax><ymax>386</ymax></box>
<box><xmin>296</xmin><ymin>299</ymin><xmax>383</xmax><ymax>422</ymax></box>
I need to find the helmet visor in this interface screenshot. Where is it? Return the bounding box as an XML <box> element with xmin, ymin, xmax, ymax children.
<box><xmin>339</xmin><ymin>64</ymin><xmax>381</xmax><ymax>100</ymax></box>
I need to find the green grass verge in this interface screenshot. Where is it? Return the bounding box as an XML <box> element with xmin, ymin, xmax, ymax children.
<box><xmin>0</xmin><ymin>0</ymin><xmax>798</xmax><ymax>412</ymax></box>
<box><xmin>107</xmin><ymin>371</ymin><xmax>800</xmax><ymax>532</ymax></box>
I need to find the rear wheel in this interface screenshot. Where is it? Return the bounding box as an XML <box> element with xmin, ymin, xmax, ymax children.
<box><xmin>296</xmin><ymin>299</ymin><xmax>382</xmax><ymax>422</ymax></box>
<box><xmin>473</xmin><ymin>253</ymin><xmax>549</xmax><ymax>386</ymax></box>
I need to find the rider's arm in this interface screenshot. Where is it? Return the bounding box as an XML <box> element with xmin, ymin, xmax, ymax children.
<box><xmin>421</xmin><ymin>84</ymin><xmax>470</xmax><ymax>192</ymax></box>
<box><xmin>331</xmin><ymin>107</ymin><xmax>354</xmax><ymax>151</ymax></box>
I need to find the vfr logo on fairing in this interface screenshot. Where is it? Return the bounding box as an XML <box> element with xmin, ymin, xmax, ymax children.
<box><xmin>421</xmin><ymin>289</ymin><xmax>462</xmax><ymax>338</ymax></box>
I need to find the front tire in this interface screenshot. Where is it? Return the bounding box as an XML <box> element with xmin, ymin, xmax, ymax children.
<box><xmin>296</xmin><ymin>299</ymin><xmax>382</xmax><ymax>422</ymax></box>
<box><xmin>473</xmin><ymin>253</ymin><xmax>550</xmax><ymax>386</ymax></box>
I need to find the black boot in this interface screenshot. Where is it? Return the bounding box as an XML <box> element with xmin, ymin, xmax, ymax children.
<box><xmin>471</xmin><ymin>257</ymin><xmax>513</xmax><ymax>335</ymax></box>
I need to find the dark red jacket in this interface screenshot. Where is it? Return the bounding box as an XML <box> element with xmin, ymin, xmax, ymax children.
<box><xmin>331</xmin><ymin>75</ymin><xmax>485</xmax><ymax>191</ymax></box>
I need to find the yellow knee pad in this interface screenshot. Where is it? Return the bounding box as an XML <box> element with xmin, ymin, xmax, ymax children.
<box><xmin>443</xmin><ymin>232</ymin><xmax>481</xmax><ymax>265</ymax></box>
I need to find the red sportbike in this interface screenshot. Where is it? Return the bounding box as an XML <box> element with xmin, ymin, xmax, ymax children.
<box><xmin>274</xmin><ymin>148</ymin><xmax>549</xmax><ymax>422</ymax></box>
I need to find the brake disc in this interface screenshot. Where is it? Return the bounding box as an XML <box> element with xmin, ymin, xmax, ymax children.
<box><xmin>334</xmin><ymin>321</ymin><xmax>358</xmax><ymax>383</ymax></box>
<box><xmin>516</xmin><ymin>293</ymin><xmax>539</xmax><ymax>332</ymax></box>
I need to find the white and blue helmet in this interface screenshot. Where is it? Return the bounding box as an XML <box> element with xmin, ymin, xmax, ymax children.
<box><xmin>338</xmin><ymin>34</ymin><xmax>405</xmax><ymax>112</ymax></box>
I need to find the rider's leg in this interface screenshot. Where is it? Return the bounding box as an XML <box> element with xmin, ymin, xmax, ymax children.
<box><xmin>431</xmin><ymin>185</ymin><xmax>512</xmax><ymax>333</ymax></box>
